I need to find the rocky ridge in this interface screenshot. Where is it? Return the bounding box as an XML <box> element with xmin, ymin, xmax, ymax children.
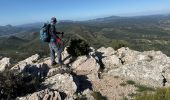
<box><xmin>1</xmin><ymin>47</ymin><xmax>170</xmax><ymax>100</ymax></box>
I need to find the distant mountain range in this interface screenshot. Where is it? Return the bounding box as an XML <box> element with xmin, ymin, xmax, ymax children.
<box><xmin>1</xmin><ymin>14</ymin><xmax>170</xmax><ymax>61</ymax></box>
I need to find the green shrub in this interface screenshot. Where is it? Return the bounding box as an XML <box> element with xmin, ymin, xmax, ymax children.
<box><xmin>114</xmin><ymin>76</ymin><xmax>119</xmax><ymax>78</ymax></box>
<box><xmin>135</xmin><ymin>87</ymin><xmax>170</xmax><ymax>100</ymax></box>
<box><xmin>67</xmin><ymin>39</ymin><xmax>90</xmax><ymax>57</ymax></box>
<box><xmin>120</xmin><ymin>83</ymin><xmax>127</xmax><ymax>87</ymax></box>
<box><xmin>123</xmin><ymin>96</ymin><xmax>129</xmax><ymax>100</ymax></box>
<box><xmin>75</xmin><ymin>95</ymin><xmax>87</xmax><ymax>100</ymax></box>
<box><xmin>0</xmin><ymin>70</ymin><xmax>42</xmax><ymax>99</ymax></box>
<box><xmin>128</xmin><ymin>93</ymin><xmax>137</xmax><ymax>97</ymax></box>
<box><xmin>112</xmin><ymin>40</ymin><xmax>128</xmax><ymax>50</ymax></box>
<box><xmin>91</xmin><ymin>92</ymin><xmax>107</xmax><ymax>100</ymax></box>
<box><xmin>126</xmin><ymin>80</ymin><xmax>136</xmax><ymax>85</ymax></box>
<box><xmin>135</xmin><ymin>84</ymin><xmax>155</xmax><ymax>92</ymax></box>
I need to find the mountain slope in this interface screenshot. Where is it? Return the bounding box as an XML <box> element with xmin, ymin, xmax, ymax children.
<box><xmin>1</xmin><ymin>14</ymin><xmax>170</xmax><ymax>61</ymax></box>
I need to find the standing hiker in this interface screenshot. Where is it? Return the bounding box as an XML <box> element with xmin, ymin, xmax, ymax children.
<box><xmin>40</xmin><ymin>17</ymin><xmax>64</xmax><ymax>66</ymax></box>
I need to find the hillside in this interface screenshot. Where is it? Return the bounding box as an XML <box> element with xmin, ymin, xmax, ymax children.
<box><xmin>0</xmin><ymin>14</ymin><xmax>170</xmax><ymax>61</ymax></box>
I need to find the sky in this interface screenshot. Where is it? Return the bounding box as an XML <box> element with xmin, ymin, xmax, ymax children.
<box><xmin>0</xmin><ymin>0</ymin><xmax>170</xmax><ymax>25</ymax></box>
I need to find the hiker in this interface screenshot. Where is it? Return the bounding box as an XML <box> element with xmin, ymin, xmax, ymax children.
<box><xmin>49</xmin><ymin>17</ymin><xmax>64</xmax><ymax>66</ymax></box>
<box><xmin>40</xmin><ymin>17</ymin><xmax>64</xmax><ymax>66</ymax></box>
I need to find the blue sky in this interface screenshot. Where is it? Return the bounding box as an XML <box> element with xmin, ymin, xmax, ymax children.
<box><xmin>0</xmin><ymin>0</ymin><xmax>170</xmax><ymax>25</ymax></box>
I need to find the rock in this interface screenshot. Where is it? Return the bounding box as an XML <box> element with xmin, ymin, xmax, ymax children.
<box><xmin>102</xmin><ymin>55</ymin><xmax>122</xmax><ymax>69</ymax></box>
<box><xmin>44</xmin><ymin>73</ymin><xmax>77</xmax><ymax>97</ymax></box>
<box><xmin>89</xmin><ymin>47</ymin><xmax>96</xmax><ymax>56</ymax></box>
<box><xmin>18</xmin><ymin>89</ymin><xmax>61</xmax><ymax>100</ymax></box>
<box><xmin>71</xmin><ymin>56</ymin><xmax>100</xmax><ymax>80</ymax></box>
<box><xmin>11</xmin><ymin>54</ymin><xmax>40</xmax><ymax>71</ymax></box>
<box><xmin>116</xmin><ymin>47</ymin><xmax>159</xmax><ymax>65</ymax></box>
<box><xmin>40</xmin><ymin>57</ymin><xmax>52</xmax><ymax>67</ymax></box>
<box><xmin>55</xmin><ymin>47</ymin><xmax>71</xmax><ymax>65</ymax></box>
<box><xmin>47</xmin><ymin>67</ymin><xmax>72</xmax><ymax>77</ymax></box>
<box><xmin>116</xmin><ymin>47</ymin><xmax>141</xmax><ymax>64</ymax></box>
<box><xmin>71</xmin><ymin>56</ymin><xmax>100</xmax><ymax>75</ymax></box>
<box><xmin>108</xmin><ymin>49</ymin><xmax>170</xmax><ymax>87</ymax></box>
<box><xmin>97</xmin><ymin>47</ymin><xmax>115</xmax><ymax>57</ymax></box>
<box><xmin>82</xmin><ymin>89</ymin><xmax>95</xmax><ymax>100</ymax></box>
<box><xmin>0</xmin><ymin>57</ymin><xmax>10</xmax><ymax>72</ymax></box>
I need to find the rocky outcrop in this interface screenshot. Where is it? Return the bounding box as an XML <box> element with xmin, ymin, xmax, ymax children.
<box><xmin>11</xmin><ymin>54</ymin><xmax>40</xmax><ymax>71</ymax></box>
<box><xmin>72</xmin><ymin>56</ymin><xmax>100</xmax><ymax>75</ymax></box>
<box><xmin>2</xmin><ymin>46</ymin><xmax>170</xmax><ymax>100</ymax></box>
<box><xmin>97</xmin><ymin>47</ymin><xmax>115</xmax><ymax>57</ymax></box>
<box><xmin>0</xmin><ymin>57</ymin><xmax>10</xmax><ymax>72</ymax></box>
<box><xmin>108</xmin><ymin>47</ymin><xmax>170</xmax><ymax>87</ymax></box>
<box><xmin>102</xmin><ymin>55</ymin><xmax>122</xmax><ymax>69</ymax></box>
<box><xmin>43</xmin><ymin>73</ymin><xmax>77</xmax><ymax>98</ymax></box>
<box><xmin>71</xmin><ymin>56</ymin><xmax>100</xmax><ymax>81</ymax></box>
<box><xmin>18</xmin><ymin>89</ymin><xmax>61</xmax><ymax>100</ymax></box>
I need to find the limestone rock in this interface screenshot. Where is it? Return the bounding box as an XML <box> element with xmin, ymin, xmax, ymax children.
<box><xmin>71</xmin><ymin>56</ymin><xmax>100</xmax><ymax>75</ymax></box>
<box><xmin>44</xmin><ymin>73</ymin><xmax>77</xmax><ymax>97</ymax></box>
<box><xmin>71</xmin><ymin>56</ymin><xmax>100</xmax><ymax>82</ymax></box>
<box><xmin>108</xmin><ymin>49</ymin><xmax>170</xmax><ymax>87</ymax></box>
<box><xmin>102</xmin><ymin>55</ymin><xmax>122</xmax><ymax>69</ymax></box>
<box><xmin>82</xmin><ymin>89</ymin><xmax>95</xmax><ymax>100</ymax></box>
<box><xmin>11</xmin><ymin>54</ymin><xmax>40</xmax><ymax>71</ymax></box>
<box><xmin>18</xmin><ymin>89</ymin><xmax>61</xmax><ymax>100</ymax></box>
<box><xmin>97</xmin><ymin>47</ymin><xmax>115</xmax><ymax>57</ymax></box>
<box><xmin>0</xmin><ymin>57</ymin><xmax>10</xmax><ymax>72</ymax></box>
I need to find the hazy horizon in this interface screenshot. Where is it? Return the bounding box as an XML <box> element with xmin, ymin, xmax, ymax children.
<box><xmin>1</xmin><ymin>12</ymin><xmax>170</xmax><ymax>26</ymax></box>
<box><xmin>0</xmin><ymin>0</ymin><xmax>170</xmax><ymax>25</ymax></box>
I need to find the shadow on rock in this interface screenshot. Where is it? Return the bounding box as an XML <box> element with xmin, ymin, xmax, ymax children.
<box><xmin>94</xmin><ymin>52</ymin><xmax>106</xmax><ymax>72</ymax></box>
<box><xmin>59</xmin><ymin>91</ymin><xmax>67</xmax><ymax>100</ymax></box>
<box><xmin>65</xmin><ymin>56</ymin><xmax>77</xmax><ymax>67</ymax></box>
<box><xmin>62</xmin><ymin>55</ymin><xmax>72</xmax><ymax>63</ymax></box>
<box><xmin>72</xmin><ymin>72</ymin><xmax>92</xmax><ymax>93</ymax></box>
<box><xmin>23</xmin><ymin>63</ymin><xmax>50</xmax><ymax>79</ymax></box>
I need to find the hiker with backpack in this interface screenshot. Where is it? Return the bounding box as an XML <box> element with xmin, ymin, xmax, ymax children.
<box><xmin>40</xmin><ymin>17</ymin><xmax>64</xmax><ymax>66</ymax></box>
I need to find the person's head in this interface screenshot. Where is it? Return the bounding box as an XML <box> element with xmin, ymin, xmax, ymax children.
<box><xmin>51</xmin><ymin>17</ymin><xmax>57</xmax><ymax>24</ymax></box>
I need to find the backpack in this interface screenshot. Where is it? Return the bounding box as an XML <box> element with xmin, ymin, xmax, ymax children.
<box><xmin>40</xmin><ymin>23</ymin><xmax>51</xmax><ymax>42</ymax></box>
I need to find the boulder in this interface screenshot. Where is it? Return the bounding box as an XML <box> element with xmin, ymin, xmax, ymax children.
<box><xmin>82</xmin><ymin>89</ymin><xmax>95</xmax><ymax>100</ymax></box>
<box><xmin>102</xmin><ymin>55</ymin><xmax>122</xmax><ymax>69</ymax></box>
<box><xmin>0</xmin><ymin>57</ymin><xmax>10</xmax><ymax>72</ymax></box>
<box><xmin>18</xmin><ymin>89</ymin><xmax>61</xmax><ymax>100</ymax></box>
<box><xmin>97</xmin><ymin>47</ymin><xmax>115</xmax><ymax>57</ymax></box>
<box><xmin>108</xmin><ymin>49</ymin><xmax>170</xmax><ymax>87</ymax></box>
<box><xmin>71</xmin><ymin>56</ymin><xmax>100</xmax><ymax>75</ymax></box>
<box><xmin>44</xmin><ymin>73</ymin><xmax>77</xmax><ymax>97</ymax></box>
<box><xmin>71</xmin><ymin>56</ymin><xmax>100</xmax><ymax>82</ymax></box>
<box><xmin>11</xmin><ymin>54</ymin><xmax>40</xmax><ymax>71</ymax></box>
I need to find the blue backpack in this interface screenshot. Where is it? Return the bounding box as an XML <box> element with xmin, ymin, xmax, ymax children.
<box><xmin>40</xmin><ymin>23</ymin><xmax>51</xmax><ymax>42</ymax></box>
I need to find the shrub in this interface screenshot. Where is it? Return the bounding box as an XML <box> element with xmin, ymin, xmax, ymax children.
<box><xmin>135</xmin><ymin>84</ymin><xmax>155</xmax><ymax>92</ymax></box>
<box><xmin>114</xmin><ymin>76</ymin><xmax>119</xmax><ymax>78</ymax></box>
<box><xmin>0</xmin><ymin>70</ymin><xmax>43</xmax><ymax>99</ymax></box>
<box><xmin>126</xmin><ymin>80</ymin><xmax>136</xmax><ymax>85</ymax></box>
<box><xmin>91</xmin><ymin>92</ymin><xmax>107</xmax><ymax>100</ymax></box>
<box><xmin>120</xmin><ymin>83</ymin><xmax>127</xmax><ymax>87</ymax></box>
<box><xmin>135</xmin><ymin>87</ymin><xmax>170</xmax><ymax>100</ymax></box>
<box><xmin>67</xmin><ymin>39</ymin><xmax>90</xmax><ymax>57</ymax></box>
<box><xmin>112</xmin><ymin>40</ymin><xmax>128</xmax><ymax>50</ymax></box>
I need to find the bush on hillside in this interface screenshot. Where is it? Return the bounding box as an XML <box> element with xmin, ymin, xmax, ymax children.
<box><xmin>67</xmin><ymin>39</ymin><xmax>90</xmax><ymax>57</ymax></box>
<box><xmin>112</xmin><ymin>40</ymin><xmax>128</xmax><ymax>50</ymax></box>
<box><xmin>135</xmin><ymin>87</ymin><xmax>170</xmax><ymax>100</ymax></box>
<box><xmin>0</xmin><ymin>70</ymin><xmax>43</xmax><ymax>99</ymax></box>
